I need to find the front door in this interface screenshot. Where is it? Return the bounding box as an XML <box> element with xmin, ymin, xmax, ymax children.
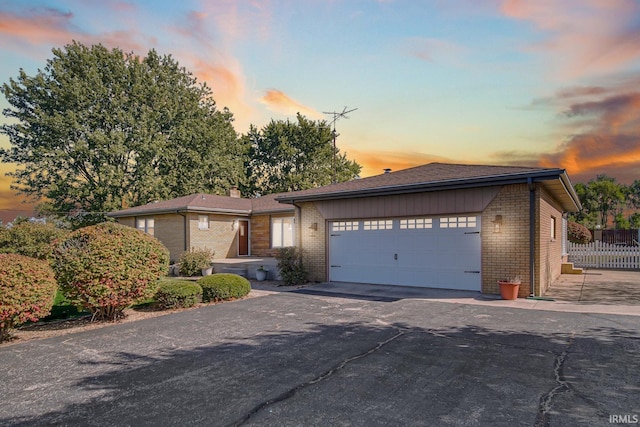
<box><xmin>238</xmin><ymin>220</ymin><xmax>249</xmax><ymax>256</ymax></box>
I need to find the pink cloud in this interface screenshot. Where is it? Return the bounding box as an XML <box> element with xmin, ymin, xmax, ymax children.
<box><xmin>259</xmin><ymin>89</ymin><xmax>322</xmax><ymax>119</ymax></box>
<box><xmin>0</xmin><ymin>9</ymin><xmax>78</xmax><ymax>47</ymax></box>
<box><xmin>495</xmin><ymin>76</ymin><xmax>640</xmax><ymax>183</ymax></box>
<box><xmin>500</xmin><ymin>0</ymin><xmax>640</xmax><ymax>79</ymax></box>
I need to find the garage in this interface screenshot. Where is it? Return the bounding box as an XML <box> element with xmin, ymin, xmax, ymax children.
<box><xmin>329</xmin><ymin>215</ymin><xmax>481</xmax><ymax>291</ymax></box>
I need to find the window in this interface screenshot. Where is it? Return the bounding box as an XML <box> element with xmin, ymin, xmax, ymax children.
<box><xmin>272</xmin><ymin>217</ymin><xmax>294</xmax><ymax>248</ymax></box>
<box><xmin>551</xmin><ymin>216</ymin><xmax>557</xmax><ymax>240</ymax></box>
<box><xmin>332</xmin><ymin>221</ymin><xmax>359</xmax><ymax>231</ymax></box>
<box><xmin>440</xmin><ymin>216</ymin><xmax>477</xmax><ymax>229</ymax></box>
<box><xmin>363</xmin><ymin>220</ymin><xmax>393</xmax><ymax>230</ymax></box>
<box><xmin>136</xmin><ymin>218</ymin><xmax>154</xmax><ymax>236</ymax></box>
<box><xmin>400</xmin><ymin>218</ymin><xmax>433</xmax><ymax>229</ymax></box>
<box><xmin>198</xmin><ymin>215</ymin><xmax>209</xmax><ymax>230</ymax></box>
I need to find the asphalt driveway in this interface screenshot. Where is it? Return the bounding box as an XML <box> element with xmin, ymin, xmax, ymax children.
<box><xmin>1</xmin><ymin>288</ymin><xmax>639</xmax><ymax>426</ymax></box>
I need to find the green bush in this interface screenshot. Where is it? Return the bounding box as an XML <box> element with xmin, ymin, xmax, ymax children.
<box><xmin>0</xmin><ymin>219</ymin><xmax>69</xmax><ymax>260</ymax></box>
<box><xmin>155</xmin><ymin>280</ymin><xmax>202</xmax><ymax>309</ymax></box>
<box><xmin>51</xmin><ymin>222</ymin><xmax>170</xmax><ymax>321</ymax></box>
<box><xmin>197</xmin><ymin>273</ymin><xmax>251</xmax><ymax>302</ymax></box>
<box><xmin>0</xmin><ymin>254</ymin><xmax>58</xmax><ymax>341</ymax></box>
<box><xmin>568</xmin><ymin>221</ymin><xmax>592</xmax><ymax>244</ymax></box>
<box><xmin>179</xmin><ymin>247</ymin><xmax>215</xmax><ymax>276</ymax></box>
<box><xmin>276</xmin><ymin>247</ymin><xmax>308</xmax><ymax>286</ymax></box>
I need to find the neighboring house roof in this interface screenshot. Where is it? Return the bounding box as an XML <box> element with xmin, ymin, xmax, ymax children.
<box><xmin>276</xmin><ymin>162</ymin><xmax>582</xmax><ymax>212</ymax></box>
<box><xmin>108</xmin><ymin>192</ymin><xmax>293</xmax><ymax>218</ymax></box>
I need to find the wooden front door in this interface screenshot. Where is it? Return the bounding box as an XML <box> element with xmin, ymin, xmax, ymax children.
<box><xmin>238</xmin><ymin>220</ymin><xmax>249</xmax><ymax>256</ymax></box>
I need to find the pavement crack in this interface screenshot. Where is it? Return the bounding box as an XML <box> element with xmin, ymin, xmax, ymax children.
<box><xmin>534</xmin><ymin>336</ymin><xmax>574</xmax><ymax>427</ymax></box>
<box><xmin>228</xmin><ymin>329</ymin><xmax>408</xmax><ymax>427</ymax></box>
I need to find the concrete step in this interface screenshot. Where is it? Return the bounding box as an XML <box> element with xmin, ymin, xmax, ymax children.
<box><xmin>561</xmin><ymin>262</ymin><xmax>583</xmax><ymax>274</ymax></box>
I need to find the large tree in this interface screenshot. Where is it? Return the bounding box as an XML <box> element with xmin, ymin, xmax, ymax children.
<box><xmin>571</xmin><ymin>175</ymin><xmax>625</xmax><ymax>229</ymax></box>
<box><xmin>1</xmin><ymin>42</ymin><xmax>245</xmax><ymax>225</ymax></box>
<box><xmin>242</xmin><ymin>113</ymin><xmax>361</xmax><ymax>196</ymax></box>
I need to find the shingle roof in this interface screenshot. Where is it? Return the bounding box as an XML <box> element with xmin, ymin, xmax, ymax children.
<box><xmin>275</xmin><ymin>162</ymin><xmax>581</xmax><ymax>211</ymax></box>
<box><xmin>109</xmin><ymin>192</ymin><xmax>292</xmax><ymax>218</ymax></box>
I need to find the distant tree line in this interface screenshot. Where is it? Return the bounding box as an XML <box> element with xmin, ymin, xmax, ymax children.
<box><xmin>1</xmin><ymin>42</ymin><xmax>361</xmax><ymax>228</ymax></box>
<box><xmin>570</xmin><ymin>175</ymin><xmax>640</xmax><ymax>230</ymax></box>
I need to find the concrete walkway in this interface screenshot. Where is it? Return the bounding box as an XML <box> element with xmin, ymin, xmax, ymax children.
<box><xmin>254</xmin><ymin>269</ymin><xmax>640</xmax><ymax>317</ymax></box>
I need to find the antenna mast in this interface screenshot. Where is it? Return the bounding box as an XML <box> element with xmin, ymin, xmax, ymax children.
<box><xmin>323</xmin><ymin>106</ymin><xmax>357</xmax><ymax>184</ymax></box>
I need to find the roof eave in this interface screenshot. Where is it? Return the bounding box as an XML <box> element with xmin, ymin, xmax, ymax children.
<box><xmin>276</xmin><ymin>170</ymin><xmax>568</xmax><ymax>204</ymax></box>
<box><xmin>108</xmin><ymin>206</ymin><xmax>251</xmax><ymax>218</ymax></box>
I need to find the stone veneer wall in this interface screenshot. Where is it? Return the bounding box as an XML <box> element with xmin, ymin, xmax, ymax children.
<box><xmin>250</xmin><ymin>213</ymin><xmax>295</xmax><ymax>257</ymax></box>
<box><xmin>481</xmin><ymin>184</ymin><xmax>531</xmax><ymax>297</ymax></box>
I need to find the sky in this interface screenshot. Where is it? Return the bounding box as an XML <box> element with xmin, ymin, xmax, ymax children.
<box><xmin>1</xmin><ymin>0</ymin><xmax>640</xmax><ymax>222</ymax></box>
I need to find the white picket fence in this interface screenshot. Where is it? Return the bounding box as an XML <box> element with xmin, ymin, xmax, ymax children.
<box><xmin>568</xmin><ymin>241</ymin><xmax>640</xmax><ymax>269</ymax></box>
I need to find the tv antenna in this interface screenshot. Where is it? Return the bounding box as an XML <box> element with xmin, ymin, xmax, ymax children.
<box><xmin>323</xmin><ymin>106</ymin><xmax>357</xmax><ymax>183</ymax></box>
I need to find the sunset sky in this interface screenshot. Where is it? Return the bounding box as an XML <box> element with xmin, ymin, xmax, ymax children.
<box><xmin>1</xmin><ymin>0</ymin><xmax>640</xmax><ymax>221</ymax></box>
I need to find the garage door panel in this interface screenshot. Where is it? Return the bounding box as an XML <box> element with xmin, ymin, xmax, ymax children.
<box><xmin>329</xmin><ymin>216</ymin><xmax>481</xmax><ymax>291</ymax></box>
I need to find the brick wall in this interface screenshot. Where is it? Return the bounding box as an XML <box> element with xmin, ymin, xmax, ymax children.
<box><xmin>188</xmin><ymin>213</ymin><xmax>240</xmax><ymax>259</ymax></box>
<box><xmin>537</xmin><ymin>188</ymin><xmax>564</xmax><ymax>295</ymax></box>
<box><xmin>298</xmin><ymin>202</ymin><xmax>326</xmax><ymax>281</ymax></box>
<box><xmin>482</xmin><ymin>184</ymin><xmax>531</xmax><ymax>296</ymax></box>
<box><xmin>154</xmin><ymin>213</ymin><xmax>186</xmax><ymax>263</ymax></box>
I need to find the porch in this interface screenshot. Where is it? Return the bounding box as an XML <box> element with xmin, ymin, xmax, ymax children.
<box><xmin>212</xmin><ymin>257</ymin><xmax>281</xmax><ymax>280</ymax></box>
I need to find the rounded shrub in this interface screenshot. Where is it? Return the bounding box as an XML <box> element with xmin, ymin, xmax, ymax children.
<box><xmin>0</xmin><ymin>219</ymin><xmax>69</xmax><ymax>260</ymax></box>
<box><xmin>179</xmin><ymin>247</ymin><xmax>215</xmax><ymax>276</ymax></box>
<box><xmin>568</xmin><ymin>221</ymin><xmax>592</xmax><ymax>244</ymax></box>
<box><xmin>0</xmin><ymin>254</ymin><xmax>58</xmax><ymax>341</ymax></box>
<box><xmin>155</xmin><ymin>280</ymin><xmax>202</xmax><ymax>309</ymax></box>
<box><xmin>197</xmin><ymin>273</ymin><xmax>251</xmax><ymax>302</ymax></box>
<box><xmin>51</xmin><ymin>222</ymin><xmax>170</xmax><ymax>321</ymax></box>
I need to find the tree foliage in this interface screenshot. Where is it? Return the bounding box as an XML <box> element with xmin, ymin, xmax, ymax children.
<box><xmin>1</xmin><ymin>42</ymin><xmax>245</xmax><ymax>224</ymax></box>
<box><xmin>571</xmin><ymin>175</ymin><xmax>640</xmax><ymax>229</ymax></box>
<box><xmin>242</xmin><ymin>114</ymin><xmax>361</xmax><ymax>196</ymax></box>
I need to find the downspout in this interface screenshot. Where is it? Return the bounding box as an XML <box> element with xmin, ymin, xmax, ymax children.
<box><xmin>528</xmin><ymin>178</ymin><xmax>536</xmax><ymax>297</ymax></box>
<box><xmin>291</xmin><ymin>201</ymin><xmax>303</xmax><ymax>248</ymax></box>
<box><xmin>176</xmin><ymin>211</ymin><xmax>188</xmax><ymax>252</ymax></box>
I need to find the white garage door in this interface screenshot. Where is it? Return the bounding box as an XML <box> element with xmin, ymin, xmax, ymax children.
<box><xmin>329</xmin><ymin>216</ymin><xmax>481</xmax><ymax>291</ymax></box>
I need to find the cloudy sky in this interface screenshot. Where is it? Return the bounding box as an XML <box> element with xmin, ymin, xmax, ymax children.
<box><xmin>1</xmin><ymin>0</ymin><xmax>640</xmax><ymax>220</ymax></box>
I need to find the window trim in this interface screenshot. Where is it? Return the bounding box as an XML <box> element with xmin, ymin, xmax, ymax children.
<box><xmin>271</xmin><ymin>216</ymin><xmax>295</xmax><ymax>248</ymax></box>
<box><xmin>136</xmin><ymin>217</ymin><xmax>155</xmax><ymax>236</ymax></box>
<box><xmin>198</xmin><ymin>215</ymin><xmax>210</xmax><ymax>230</ymax></box>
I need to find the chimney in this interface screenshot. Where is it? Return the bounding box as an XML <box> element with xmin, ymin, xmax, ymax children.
<box><xmin>228</xmin><ymin>186</ymin><xmax>241</xmax><ymax>198</ymax></box>
<box><xmin>383</xmin><ymin>168</ymin><xmax>392</xmax><ymax>174</ymax></box>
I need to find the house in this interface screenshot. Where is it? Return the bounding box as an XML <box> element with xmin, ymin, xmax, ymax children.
<box><xmin>108</xmin><ymin>188</ymin><xmax>295</xmax><ymax>269</ymax></box>
<box><xmin>110</xmin><ymin>163</ymin><xmax>581</xmax><ymax>297</ymax></box>
<box><xmin>275</xmin><ymin>163</ymin><xmax>581</xmax><ymax>298</ymax></box>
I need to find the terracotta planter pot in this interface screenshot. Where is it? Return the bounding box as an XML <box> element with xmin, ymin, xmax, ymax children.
<box><xmin>498</xmin><ymin>281</ymin><xmax>520</xmax><ymax>300</ymax></box>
